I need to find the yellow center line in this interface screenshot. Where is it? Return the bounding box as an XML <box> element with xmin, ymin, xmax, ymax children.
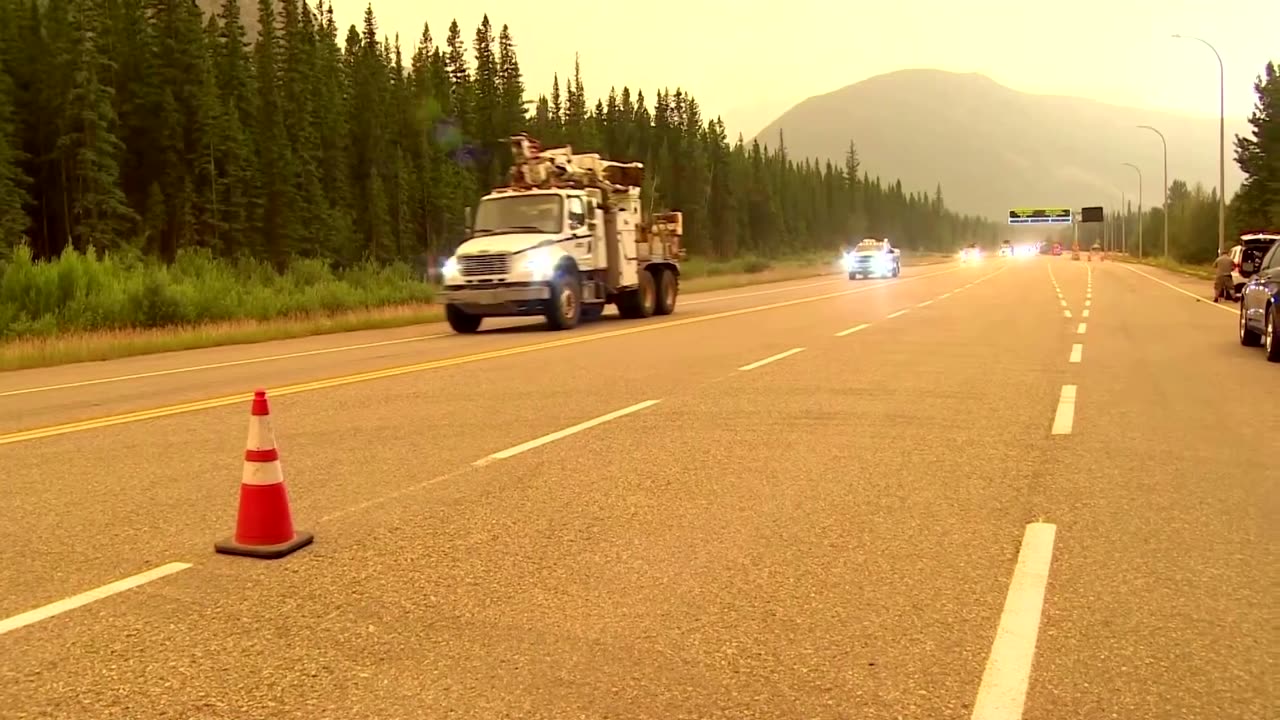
<box><xmin>1</xmin><ymin>265</ymin><xmax>966</xmax><ymax>446</ymax></box>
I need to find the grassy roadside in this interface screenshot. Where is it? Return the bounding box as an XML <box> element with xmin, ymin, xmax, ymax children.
<box><xmin>0</xmin><ymin>250</ymin><xmax>950</xmax><ymax>372</ymax></box>
<box><xmin>1108</xmin><ymin>253</ymin><xmax>1215</xmax><ymax>280</ymax></box>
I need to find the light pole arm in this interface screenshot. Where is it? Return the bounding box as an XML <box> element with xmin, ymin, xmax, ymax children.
<box><xmin>1137</xmin><ymin>125</ymin><xmax>1170</xmax><ymax>257</ymax></box>
<box><xmin>1173</xmin><ymin>33</ymin><xmax>1227</xmax><ymax>254</ymax></box>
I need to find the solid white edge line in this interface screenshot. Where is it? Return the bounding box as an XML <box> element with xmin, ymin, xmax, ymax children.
<box><xmin>0</xmin><ymin>562</ymin><xmax>193</xmax><ymax>637</ymax></box>
<box><xmin>918</xmin><ymin>300</ymin><xmax>934</xmax><ymax>307</ymax></box>
<box><xmin>1</xmin><ymin>281</ymin><xmax>837</xmax><ymax>396</ymax></box>
<box><xmin>477</xmin><ymin>400</ymin><xmax>661</xmax><ymax>465</ymax></box>
<box><xmin>1051</xmin><ymin>385</ymin><xmax>1077</xmax><ymax>435</ymax></box>
<box><xmin>1119</xmin><ymin>264</ymin><xmax>1236</xmax><ymax>315</ymax></box>
<box><xmin>887</xmin><ymin>309</ymin><xmax>909</xmax><ymax>319</ymax></box>
<box><xmin>835</xmin><ymin>323</ymin><xmax>871</xmax><ymax>337</ymax></box>
<box><xmin>1069</xmin><ymin>344</ymin><xmax>1083</xmax><ymax>363</ymax></box>
<box><xmin>940</xmin><ymin>292</ymin><xmax>953</xmax><ymax>299</ymax></box>
<box><xmin>1076</xmin><ymin>323</ymin><xmax>1087</xmax><ymax>335</ymax></box>
<box><xmin>681</xmin><ymin>278</ymin><xmax>838</xmax><ymax>306</ymax></box>
<box><xmin>2</xmin><ymin>335</ymin><xmax>447</xmax><ymax>397</ymax></box>
<box><xmin>738</xmin><ymin>347</ymin><xmax>807</xmax><ymax>371</ymax></box>
<box><xmin>970</xmin><ymin>522</ymin><xmax>1058</xmax><ymax>720</ymax></box>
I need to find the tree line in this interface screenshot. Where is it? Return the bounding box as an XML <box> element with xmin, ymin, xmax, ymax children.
<box><xmin>1083</xmin><ymin>60</ymin><xmax>1279</xmax><ymax>264</ymax></box>
<box><xmin>0</xmin><ymin>0</ymin><xmax>1000</xmax><ymax>274</ymax></box>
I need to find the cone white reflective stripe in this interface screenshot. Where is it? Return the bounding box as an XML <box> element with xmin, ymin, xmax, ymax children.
<box><xmin>242</xmin><ymin>456</ymin><xmax>284</xmax><ymax>486</ymax></box>
<box><xmin>245</xmin><ymin>413</ymin><xmax>275</xmax><ymax>453</ymax></box>
<box><xmin>242</xmin><ymin>414</ymin><xmax>285</xmax><ymax>487</ymax></box>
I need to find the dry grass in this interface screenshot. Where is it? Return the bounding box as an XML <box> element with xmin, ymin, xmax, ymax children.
<box><xmin>0</xmin><ymin>252</ymin><xmax>952</xmax><ymax>372</ymax></box>
<box><xmin>0</xmin><ymin>303</ymin><xmax>445</xmax><ymax>371</ymax></box>
<box><xmin>1110</xmin><ymin>254</ymin><xmax>1215</xmax><ymax>279</ymax></box>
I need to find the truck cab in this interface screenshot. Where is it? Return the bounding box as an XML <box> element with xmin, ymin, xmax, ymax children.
<box><xmin>438</xmin><ymin>134</ymin><xmax>683</xmax><ymax>334</ymax></box>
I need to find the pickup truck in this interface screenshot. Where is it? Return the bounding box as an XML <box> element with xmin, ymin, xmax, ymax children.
<box><xmin>842</xmin><ymin>238</ymin><xmax>901</xmax><ymax>279</ymax></box>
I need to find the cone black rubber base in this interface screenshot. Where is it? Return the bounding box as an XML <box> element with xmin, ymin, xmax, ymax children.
<box><xmin>215</xmin><ymin>531</ymin><xmax>314</xmax><ymax>559</ymax></box>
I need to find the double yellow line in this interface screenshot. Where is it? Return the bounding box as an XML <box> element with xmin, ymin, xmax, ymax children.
<box><xmin>2</xmin><ymin>265</ymin><xmax>963</xmax><ymax>446</ymax></box>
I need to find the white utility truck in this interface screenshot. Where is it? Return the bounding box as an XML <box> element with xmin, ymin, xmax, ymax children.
<box><xmin>437</xmin><ymin>134</ymin><xmax>685</xmax><ymax>333</ymax></box>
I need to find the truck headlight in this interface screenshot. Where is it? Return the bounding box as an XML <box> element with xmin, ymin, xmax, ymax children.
<box><xmin>442</xmin><ymin>256</ymin><xmax>459</xmax><ymax>278</ymax></box>
<box><xmin>840</xmin><ymin>252</ymin><xmax>855</xmax><ymax>271</ymax></box>
<box><xmin>522</xmin><ymin>249</ymin><xmax>555</xmax><ymax>281</ymax></box>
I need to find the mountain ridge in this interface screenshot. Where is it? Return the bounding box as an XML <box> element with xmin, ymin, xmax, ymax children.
<box><xmin>754</xmin><ymin>68</ymin><xmax>1249</xmax><ymax>220</ymax></box>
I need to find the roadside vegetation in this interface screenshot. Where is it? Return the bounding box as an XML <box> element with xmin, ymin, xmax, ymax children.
<box><xmin>1111</xmin><ymin>254</ymin><xmax>1215</xmax><ymax>280</ymax></box>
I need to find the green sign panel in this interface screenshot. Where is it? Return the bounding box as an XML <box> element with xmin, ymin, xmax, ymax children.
<box><xmin>1008</xmin><ymin>208</ymin><xmax>1072</xmax><ymax>225</ymax></box>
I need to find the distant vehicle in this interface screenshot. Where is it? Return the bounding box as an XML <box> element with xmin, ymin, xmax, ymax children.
<box><xmin>842</xmin><ymin>237</ymin><xmax>901</xmax><ymax>279</ymax></box>
<box><xmin>998</xmin><ymin>240</ymin><xmax>1014</xmax><ymax>257</ymax></box>
<box><xmin>1051</xmin><ymin>243</ymin><xmax>1063</xmax><ymax>256</ymax></box>
<box><xmin>959</xmin><ymin>243</ymin><xmax>982</xmax><ymax>262</ymax></box>
<box><xmin>1232</xmin><ymin>233</ymin><xmax>1279</xmax><ymax>299</ymax></box>
<box><xmin>1238</xmin><ymin>239</ymin><xmax>1280</xmax><ymax>362</ymax></box>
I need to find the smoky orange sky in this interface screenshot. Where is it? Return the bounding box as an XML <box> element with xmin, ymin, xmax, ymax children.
<box><xmin>325</xmin><ymin>0</ymin><xmax>1274</xmax><ymax>140</ymax></box>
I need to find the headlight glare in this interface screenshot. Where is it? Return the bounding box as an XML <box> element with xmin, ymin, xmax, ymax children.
<box><xmin>522</xmin><ymin>250</ymin><xmax>555</xmax><ymax>280</ymax></box>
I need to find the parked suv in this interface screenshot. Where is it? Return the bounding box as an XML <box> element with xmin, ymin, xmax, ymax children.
<box><xmin>1238</xmin><ymin>239</ymin><xmax>1280</xmax><ymax>362</ymax></box>
<box><xmin>1231</xmin><ymin>233</ymin><xmax>1279</xmax><ymax>298</ymax></box>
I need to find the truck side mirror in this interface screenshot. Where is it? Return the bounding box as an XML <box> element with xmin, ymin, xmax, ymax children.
<box><xmin>464</xmin><ymin>206</ymin><xmax>473</xmax><ymax>233</ymax></box>
<box><xmin>586</xmin><ymin>199</ymin><xmax>597</xmax><ymax>228</ymax></box>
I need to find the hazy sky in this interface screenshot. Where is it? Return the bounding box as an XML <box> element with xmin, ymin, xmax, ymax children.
<box><xmin>327</xmin><ymin>0</ymin><xmax>1277</xmax><ymax>139</ymax></box>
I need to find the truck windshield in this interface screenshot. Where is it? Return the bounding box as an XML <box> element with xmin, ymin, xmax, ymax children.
<box><xmin>473</xmin><ymin>195</ymin><xmax>563</xmax><ymax>235</ymax></box>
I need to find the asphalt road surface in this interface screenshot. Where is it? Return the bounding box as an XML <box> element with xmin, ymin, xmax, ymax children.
<box><xmin>0</xmin><ymin>255</ymin><xmax>1274</xmax><ymax>720</ymax></box>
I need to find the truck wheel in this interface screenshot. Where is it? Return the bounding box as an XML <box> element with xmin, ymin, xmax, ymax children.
<box><xmin>446</xmin><ymin>304</ymin><xmax>482</xmax><ymax>333</ymax></box>
<box><xmin>653</xmin><ymin>267</ymin><xmax>677</xmax><ymax>316</ymax></box>
<box><xmin>617</xmin><ymin>269</ymin><xmax>657</xmax><ymax>319</ymax></box>
<box><xmin>545</xmin><ymin>269</ymin><xmax>582</xmax><ymax>330</ymax></box>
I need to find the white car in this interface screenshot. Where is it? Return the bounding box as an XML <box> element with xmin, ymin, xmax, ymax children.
<box><xmin>1232</xmin><ymin>233</ymin><xmax>1279</xmax><ymax>297</ymax></box>
<box><xmin>842</xmin><ymin>238</ymin><xmax>901</xmax><ymax>279</ymax></box>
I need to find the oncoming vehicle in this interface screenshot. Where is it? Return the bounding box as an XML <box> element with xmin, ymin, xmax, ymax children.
<box><xmin>959</xmin><ymin>243</ymin><xmax>982</xmax><ymax>262</ymax></box>
<box><xmin>998</xmin><ymin>240</ymin><xmax>1014</xmax><ymax>257</ymax></box>
<box><xmin>1238</xmin><ymin>239</ymin><xmax>1280</xmax><ymax>362</ymax></box>
<box><xmin>842</xmin><ymin>238</ymin><xmax>901</xmax><ymax>279</ymax></box>
<box><xmin>437</xmin><ymin>134</ymin><xmax>684</xmax><ymax>333</ymax></box>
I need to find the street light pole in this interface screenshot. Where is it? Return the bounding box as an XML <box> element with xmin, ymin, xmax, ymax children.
<box><xmin>1121</xmin><ymin>197</ymin><xmax>1127</xmax><ymax>253</ymax></box>
<box><xmin>1137</xmin><ymin>125</ymin><xmax>1169</xmax><ymax>258</ymax></box>
<box><xmin>1173</xmin><ymin>34</ymin><xmax>1226</xmax><ymax>254</ymax></box>
<box><xmin>1122</xmin><ymin>162</ymin><xmax>1143</xmax><ymax>257</ymax></box>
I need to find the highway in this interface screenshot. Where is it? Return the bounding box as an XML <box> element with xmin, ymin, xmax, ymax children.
<box><xmin>0</xmin><ymin>255</ymin><xmax>1273</xmax><ymax>719</ymax></box>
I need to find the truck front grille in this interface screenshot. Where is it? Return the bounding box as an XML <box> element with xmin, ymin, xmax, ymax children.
<box><xmin>459</xmin><ymin>254</ymin><xmax>511</xmax><ymax>276</ymax></box>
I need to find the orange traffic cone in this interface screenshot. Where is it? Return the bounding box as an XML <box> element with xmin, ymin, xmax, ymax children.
<box><xmin>215</xmin><ymin>389</ymin><xmax>314</xmax><ymax>559</ymax></box>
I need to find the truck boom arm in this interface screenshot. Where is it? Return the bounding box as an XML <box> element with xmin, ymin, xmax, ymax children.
<box><xmin>507</xmin><ymin>134</ymin><xmax>646</xmax><ymax>196</ymax></box>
